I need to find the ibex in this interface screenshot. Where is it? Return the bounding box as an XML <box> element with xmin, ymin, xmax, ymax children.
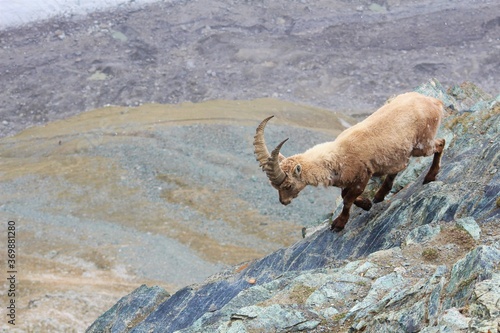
<box><xmin>254</xmin><ymin>92</ymin><xmax>445</xmax><ymax>231</ymax></box>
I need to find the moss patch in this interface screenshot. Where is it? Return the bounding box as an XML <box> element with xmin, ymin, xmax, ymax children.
<box><xmin>422</xmin><ymin>247</ymin><xmax>439</xmax><ymax>261</ymax></box>
<box><xmin>289</xmin><ymin>284</ymin><xmax>317</xmax><ymax>304</ymax></box>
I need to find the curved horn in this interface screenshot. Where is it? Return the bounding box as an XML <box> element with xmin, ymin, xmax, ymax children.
<box><xmin>253</xmin><ymin>116</ymin><xmax>275</xmax><ymax>169</ymax></box>
<box><xmin>265</xmin><ymin>138</ymin><xmax>289</xmax><ymax>186</ymax></box>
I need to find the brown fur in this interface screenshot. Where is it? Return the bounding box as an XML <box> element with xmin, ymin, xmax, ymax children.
<box><xmin>263</xmin><ymin>92</ymin><xmax>445</xmax><ymax>231</ymax></box>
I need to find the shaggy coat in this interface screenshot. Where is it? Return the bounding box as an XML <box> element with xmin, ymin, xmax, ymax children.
<box><xmin>254</xmin><ymin>92</ymin><xmax>445</xmax><ymax>231</ymax></box>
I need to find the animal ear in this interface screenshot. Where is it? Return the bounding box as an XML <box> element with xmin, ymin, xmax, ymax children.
<box><xmin>294</xmin><ymin>164</ymin><xmax>302</xmax><ymax>177</ymax></box>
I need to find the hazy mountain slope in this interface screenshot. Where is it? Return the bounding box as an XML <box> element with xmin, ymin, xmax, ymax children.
<box><xmin>0</xmin><ymin>98</ymin><xmax>352</xmax><ymax>332</ymax></box>
<box><xmin>1</xmin><ymin>0</ymin><xmax>498</xmax><ymax>137</ymax></box>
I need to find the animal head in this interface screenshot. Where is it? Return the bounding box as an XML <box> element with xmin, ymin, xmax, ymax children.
<box><xmin>253</xmin><ymin>116</ymin><xmax>307</xmax><ymax>205</ymax></box>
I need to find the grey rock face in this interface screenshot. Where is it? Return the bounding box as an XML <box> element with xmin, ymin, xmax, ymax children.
<box><xmin>456</xmin><ymin>217</ymin><xmax>481</xmax><ymax>240</ymax></box>
<box><xmin>405</xmin><ymin>224</ymin><xmax>441</xmax><ymax>245</ymax></box>
<box><xmin>86</xmin><ymin>285</ymin><xmax>169</xmax><ymax>333</ymax></box>
<box><xmin>87</xmin><ymin>80</ymin><xmax>500</xmax><ymax>332</ymax></box>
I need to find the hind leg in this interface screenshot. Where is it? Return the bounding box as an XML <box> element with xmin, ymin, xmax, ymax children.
<box><xmin>373</xmin><ymin>173</ymin><xmax>397</xmax><ymax>203</ymax></box>
<box><xmin>423</xmin><ymin>138</ymin><xmax>445</xmax><ymax>184</ymax></box>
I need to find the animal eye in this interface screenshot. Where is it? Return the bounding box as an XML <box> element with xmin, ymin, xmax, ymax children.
<box><xmin>294</xmin><ymin>165</ymin><xmax>302</xmax><ymax>175</ymax></box>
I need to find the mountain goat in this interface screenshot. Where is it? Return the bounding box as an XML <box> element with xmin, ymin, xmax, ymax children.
<box><xmin>254</xmin><ymin>92</ymin><xmax>445</xmax><ymax>231</ymax></box>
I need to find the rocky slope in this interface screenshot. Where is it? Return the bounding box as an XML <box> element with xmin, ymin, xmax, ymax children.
<box><xmin>87</xmin><ymin>80</ymin><xmax>499</xmax><ymax>332</ymax></box>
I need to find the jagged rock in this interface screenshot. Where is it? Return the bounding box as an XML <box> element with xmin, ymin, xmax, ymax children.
<box><xmin>348</xmin><ymin>272</ymin><xmax>407</xmax><ymax>316</ymax></box>
<box><xmin>305</xmin><ymin>272</ymin><xmax>370</xmax><ymax>308</ymax></box>
<box><xmin>352</xmin><ymin>261</ymin><xmax>380</xmax><ymax>279</ymax></box>
<box><xmin>87</xmin><ymin>80</ymin><xmax>500</xmax><ymax>332</ymax></box>
<box><xmin>426</xmin><ymin>265</ymin><xmax>448</xmax><ymax>325</ymax></box>
<box><xmin>229</xmin><ymin>304</ymin><xmax>320</xmax><ymax>332</ymax></box>
<box><xmin>444</xmin><ymin>246</ymin><xmax>500</xmax><ymax>309</ymax></box>
<box><xmin>469</xmin><ymin>272</ymin><xmax>500</xmax><ymax>332</ymax></box>
<box><xmin>456</xmin><ymin>217</ymin><xmax>481</xmax><ymax>240</ymax></box>
<box><xmin>86</xmin><ymin>285</ymin><xmax>169</xmax><ymax>333</ymax></box>
<box><xmin>405</xmin><ymin>224</ymin><xmax>441</xmax><ymax>245</ymax></box>
<box><xmin>440</xmin><ymin>307</ymin><xmax>470</xmax><ymax>330</ymax></box>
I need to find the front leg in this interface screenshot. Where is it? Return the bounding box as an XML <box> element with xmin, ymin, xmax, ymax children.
<box><xmin>331</xmin><ymin>179</ymin><xmax>369</xmax><ymax>232</ymax></box>
<box><xmin>341</xmin><ymin>188</ymin><xmax>372</xmax><ymax>211</ymax></box>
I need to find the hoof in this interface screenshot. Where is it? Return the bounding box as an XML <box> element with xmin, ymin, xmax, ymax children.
<box><xmin>423</xmin><ymin>176</ymin><xmax>435</xmax><ymax>184</ymax></box>
<box><xmin>355</xmin><ymin>197</ymin><xmax>372</xmax><ymax>211</ymax></box>
<box><xmin>330</xmin><ymin>216</ymin><xmax>347</xmax><ymax>232</ymax></box>
<box><xmin>373</xmin><ymin>196</ymin><xmax>383</xmax><ymax>204</ymax></box>
<box><xmin>330</xmin><ymin>225</ymin><xmax>344</xmax><ymax>232</ymax></box>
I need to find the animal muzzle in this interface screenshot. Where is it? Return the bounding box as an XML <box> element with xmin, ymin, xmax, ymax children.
<box><xmin>279</xmin><ymin>197</ymin><xmax>292</xmax><ymax>206</ymax></box>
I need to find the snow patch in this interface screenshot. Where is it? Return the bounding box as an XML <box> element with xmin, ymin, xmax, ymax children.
<box><xmin>0</xmin><ymin>0</ymin><xmax>165</xmax><ymax>30</ymax></box>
